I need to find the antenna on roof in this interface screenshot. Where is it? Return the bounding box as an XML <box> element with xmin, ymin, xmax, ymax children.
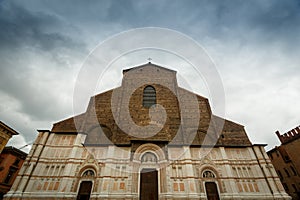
<box><xmin>18</xmin><ymin>141</ymin><xmax>34</xmax><ymax>150</ymax></box>
<box><xmin>147</xmin><ymin>58</ymin><xmax>152</xmax><ymax>63</ymax></box>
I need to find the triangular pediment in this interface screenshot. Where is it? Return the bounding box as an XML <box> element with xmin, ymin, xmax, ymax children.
<box><xmin>123</xmin><ymin>62</ymin><xmax>177</xmax><ymax>74</ymax></box>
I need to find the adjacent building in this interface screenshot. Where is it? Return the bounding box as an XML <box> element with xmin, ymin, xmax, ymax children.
<box><xmin>0</xmin><ymin>122</ymin><xmax>19</xmax><ymax>154</ymax></box>
<box><xmin>5</xmin><ymin>63</ymin><xmax>290</xmax><ymax>199</ymax></box>
<box><xmin>0</xmin><ymin>147</ymin><xmax>27</xmax><ymax>199</ymax></box>
<box><xmin>267</xmin><ymin>126</ymin><xmax>300</xmax><ymax>199</ymax></box>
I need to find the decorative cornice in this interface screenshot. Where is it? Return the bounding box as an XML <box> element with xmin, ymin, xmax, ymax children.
<box><xmin>0</xmin><ymin>121</ymin><xmax>19</xmax><ymax>136</ymax></box>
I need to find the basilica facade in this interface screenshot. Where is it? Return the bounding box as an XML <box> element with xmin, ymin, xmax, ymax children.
<box><xmin>5</xmin><ymin>63</ymin><xmax>290</xmax><ymax>199</ymax></box>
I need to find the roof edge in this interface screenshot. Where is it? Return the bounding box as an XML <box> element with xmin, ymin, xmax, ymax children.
<box><xmin>3</xmin><ymin>146</ymin><xmax>28</xmax><ymax>157</ymax></box>
<box><xmin>0</xmin><ymin>121</ymin><xmax>19</xmax><ymax>135</ymax></box>
<box><xmin>123</xmin><ymin>62</ymin><xmax>177</xmax><ymax>74</ymax></box>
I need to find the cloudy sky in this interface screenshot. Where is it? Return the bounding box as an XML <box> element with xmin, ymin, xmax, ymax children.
<box><xmin>1</xmin><ymin>0</ymin><xmax>299</xmax><ymax>153</ymax></box>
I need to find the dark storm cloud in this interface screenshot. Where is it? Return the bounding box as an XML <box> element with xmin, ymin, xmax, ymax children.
<box><xmin>0</xmin><ymin>1</ymin><xmax>87</xmax><ymax>121</ymax></box>
<box><xmin>0</xmin><ymin>0</ymin><xmax>299</xmax><ymax>151</ymax></box>
<box><xmin>12</xmin><ymin>0</ymin><xmax>300</xmax><ymax>46</ymax></box>
<box><xmin>251</xmin><ymin>1</ymin><xmax>300</xmax><ymax>30</ymax></box>
<box><xmin>0</xmin><ymin>1</ymin><xmax>83</xmax><ymax>51</ymax></box>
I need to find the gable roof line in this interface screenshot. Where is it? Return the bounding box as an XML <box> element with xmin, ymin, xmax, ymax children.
<box><xmin>52</xmin><ymin>113</ymin><xmax>84</xmax><ymax>126</ymax></box>
<box><xmin>122</xmin><ymin>62</ymin><xmax>177</xmax><ymax>74</ymax></box>
<box><xmin>177</xmin><ymin>86</ymin><xmax>208</xmax><ymax>100</ymax></box>
<box><xmin>212</xmin><ymin>114</ymin><xmax>245</xmax><ymax>128</ymax></box>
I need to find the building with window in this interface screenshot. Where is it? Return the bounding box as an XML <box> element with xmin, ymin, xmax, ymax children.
<box><xmin>267</xmin><ymin>126</ymin><xmax>300</xmax><ymax>199</ymax></box>
<box><xmin>0</xmin><ymin>122</ymin><xmax>19</xmax><ymax>154</ymax></box>
<box><xmin>0</xmin><ymin>147</ymin><xmax>27</xmax><ymax>199</ymax></box>
<box><xmin>5</xmin><ymin>63</ymin><xmax>290</xmax><ymax>199</ymax></box>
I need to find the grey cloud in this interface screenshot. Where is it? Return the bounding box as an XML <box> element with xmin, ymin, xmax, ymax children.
<box><xmin>11</xmin><ymin>0</ymin><xmax>300</xmax><ymax>48</ymax></box>
<box><xmin>0</xmin><ymin>1</ymin><xmax>88</xmax><ymax>121</ymax></box>
<box><xmin>0</xmin><ymin>0</ymin><xmax>299</xmax><ymax>152</ymax></box>
<box><xmin>0</xmin><ymin>1</ymin><xmax>84</xmax><ymax>51</ymax></box>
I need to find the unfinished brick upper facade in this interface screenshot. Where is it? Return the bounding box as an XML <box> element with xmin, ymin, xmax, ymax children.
<box><xmin>52</xmin><ymin>64</ymin><xmax>251</xmax><ymax>147</ymax></box>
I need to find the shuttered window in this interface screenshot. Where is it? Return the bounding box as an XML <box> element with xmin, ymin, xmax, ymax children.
<box><xmin>143</xmin><ymin>86</ymin><xmax>156</xmax><ymax>108</ymax></box>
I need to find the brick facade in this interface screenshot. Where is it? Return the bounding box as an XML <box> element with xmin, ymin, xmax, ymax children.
<box><xmin>268</xmin><ymin>126</ymin><xmax>300</xmax><ymax>199</ymax></box>
<box><xmin>0</xmin><ymin>122</ymin><xmax>18</xmax><ymax>154</ymax></box>
<box><xmin>0</xmin><ymin>147</ymin><xmax>27</xmax><ymax>199</ymax></box>
<box><xmin>5</xmin><ymin>63</ymin><xmax>290</xmax><ymax>199</ymax></box>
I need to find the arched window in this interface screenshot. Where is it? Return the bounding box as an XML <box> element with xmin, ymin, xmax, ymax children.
<box><xmin>143</xmin><ymin>86</ymin><xmax>156</xmax><ymax>108</ymax></box>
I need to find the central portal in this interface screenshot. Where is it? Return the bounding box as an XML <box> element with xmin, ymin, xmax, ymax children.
<box><xmin>140</xmin><ymin>168</ymin><xmax>158</xmax><ymax>200</ymax></box>
<box><xmin>77</xmin><ymin>181</ymin><xmax>92</xmax><ymax>200</ymax></box>
<box><xmin>205</xmin><ymin>182</ymin><xmax>220</xmax><ymax>200</ymax></box>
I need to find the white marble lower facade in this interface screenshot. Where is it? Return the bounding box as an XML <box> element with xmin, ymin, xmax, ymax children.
<box><xmin>5</xmin><ymin>131</ymin><xmax>290</xmax><ymax>199</ymax></box>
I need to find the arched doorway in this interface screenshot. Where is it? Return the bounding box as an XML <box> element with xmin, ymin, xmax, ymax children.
<box><xmin>205</xmin><ymin>182</ymin><xmax>220</xmax><ymax>200</ymax></box>
<box><xmin>76</xmin><ymin>169</ymin><xmax>95</xmax><ymax>200</ymax></box>
<box><xmin>77</xmin><ymin>181</ymin><xmax>93</xmax><ymax>200</ymax></box>
<box><xmin>201</xmin><ymin>169</ymin><xmax>220</xmax><ymax>200</ymax></box>
<box><xmin>140</xmin><ymin>168</ymin><xmax>158</xmax><ymax>200</ymax></box>
<box><xmin>133</xmin><ymin>144</ymin><xmax>166</xmax><ymax>200</ymax></box>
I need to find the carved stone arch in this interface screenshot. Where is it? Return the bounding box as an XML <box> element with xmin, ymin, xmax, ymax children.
<box><xmin>75</xmin><ymin>166</ymin><xmax>96</xmax><ymax>200</ymax></box>
<box><xmin>79</xmin><ymin>154</ymin><xmax>101</xmax><ymax>173</ymax></box>
<box><xmin>72</xmin><ymin>153</ymin><xmax>102</xmax><ymax>193</ymax></box>
<box><xmin>134</xmin><ymin>143</ymin><xmax>163</xmax><ymax>199</ymax></box>
<box><xmin>202</xmin><ymin>170</ymin><xmax>216</xmax><ymax>178</ymax></box>
<box><xmin>133</xmin><ymin>143</ymin><xmax>166</xmax><ymax>162</ymax></box>
<box><xmin>198</xmin><ymin>164</ymin><xmax>219</xmax><ymax>178</ymax></box>
<box><xmin>78</xmin><ymin>166</ymin><xmax>97</xmax><ymax>178</ymax></box>
<box><xmin>141</xmin><ymin>152</ymin><xmax>158</xmax><ymax>163</ymax></box>
<box><xmin>198</xmin><ymin>164</ymin><xmax>225</xmax><ymax>193</ymax></box>
<box><xmin>82</xmin><ymin>169</ymin><xmax>95</xmax><ymax>177</ymax></box>
<box><xmin>72</xmin><ymin>165</ymin><xmax>99</xmax><ymax>194</ymax></box>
